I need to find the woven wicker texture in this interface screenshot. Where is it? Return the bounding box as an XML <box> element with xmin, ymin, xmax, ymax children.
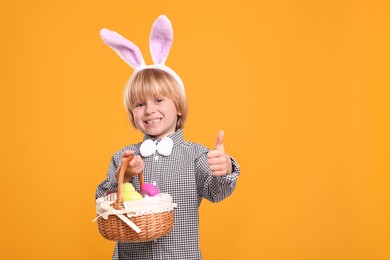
<box><xmin>97</xmin><ymin>155</ymin><xmax>174</xmax><ymax>242</ymax></box>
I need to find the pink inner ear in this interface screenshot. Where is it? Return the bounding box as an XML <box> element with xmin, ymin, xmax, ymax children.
<box><xmin>150</xmin><ymin>15</ymin><xmax>173</xmax><ymax>64</ymax></box>
<box><xmin>100</xmin><ymin>28</ymin><xmax>145</xmax><ymax>69</ymax></box>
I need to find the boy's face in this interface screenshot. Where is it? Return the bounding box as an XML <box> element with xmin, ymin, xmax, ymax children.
<box><xmin>132</xmin><ymin>96</ymin><xmax>180</xmax><ymax>139</ymax></box>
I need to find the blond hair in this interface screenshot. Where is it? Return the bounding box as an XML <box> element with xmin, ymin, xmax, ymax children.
<box><xmin>123</xmin><ymin>68</ymin><xmax>188</xmax><ymax>130</ymax></box>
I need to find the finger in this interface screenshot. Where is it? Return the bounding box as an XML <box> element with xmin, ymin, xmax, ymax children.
<box><xmin>215</xmin><ymin>130</ymin><xmax>225</xmax><ymax>151</ymax></box>
<box><xmin>209</xmin><ymin>164</ymin><xmax>227</xmax><ymax>176</ymax></box>
<box><xmin>209</xmin><ymin>163</ymin><xmax>225</xmax><ymax>171</ymax></box>
<box><xmin>207</xmin><ymin>150</ymin><xmax>224</xmax><ymax>159</ymax></box>
<box><xmin>208</xmin><ymin>156</ymin><xmax>227</xmax><ymax>166</ymax></box>
<box><xmin>211</xmin><ymin>170</ymin><xmax>227</xmax><ymax>176</ymax></box>
<box><xmin>129</xmin><ymin>155</ymin><xmax>141</xmax><ymax>167</ymax></box>
<box><xmin>122</xmin><ymin>150</ymin><xmax>134</xmax><ymax>158</ymax></box>
<box><xmin>132</xmin><ymin>163</ymin><xmax>143</xmax><ymax>175</ymax></box>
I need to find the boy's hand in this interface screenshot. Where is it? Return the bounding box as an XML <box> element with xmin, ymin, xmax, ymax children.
<box><xmin>116</xmin><ymin>150</ymin><xmax>144</xmax><ymax>183</ymax></box>
<box><xmin>207</xmin><ymin>130</ymin><xmax>233</xmax><ymax>176</ymax></box>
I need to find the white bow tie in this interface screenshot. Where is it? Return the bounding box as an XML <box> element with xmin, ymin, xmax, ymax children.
<box><xmin>139</xmin><ymin>137</ymin><xmax>174</xmax><ymax>157</ymax></box>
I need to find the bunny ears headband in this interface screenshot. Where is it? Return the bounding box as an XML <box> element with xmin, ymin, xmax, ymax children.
<box><xmin>100</xmin><ymin>15</ymin><xmax>185</xmax><ymax>95</ymax></box>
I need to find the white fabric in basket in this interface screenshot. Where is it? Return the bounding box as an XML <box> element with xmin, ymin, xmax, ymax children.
<box><xmin>95</xmin><ymin>193</ymin><xmax>177</xmax><ymax>219</ymax></box>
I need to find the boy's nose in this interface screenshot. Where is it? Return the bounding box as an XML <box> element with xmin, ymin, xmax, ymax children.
<box><xmin>145</xmin><ymin>102</ymin><xmax>156</xmax><ymax>114</ymax></box>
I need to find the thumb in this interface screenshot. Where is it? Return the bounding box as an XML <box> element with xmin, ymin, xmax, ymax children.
<box><xmin>215</xmin><ymin>130</ymin><xmax>225</xmax><ymax>151</ymax></box>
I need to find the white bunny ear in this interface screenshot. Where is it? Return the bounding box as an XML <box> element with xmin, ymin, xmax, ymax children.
<box><xmin>150</xmin><ymin>15</ymin><xmax>173</xmax><ymax>65</ymax></box>
<box><xmin>100</xmin><ymin>28</ymin><xmax>145</xmax><ymax>70</ymax></box>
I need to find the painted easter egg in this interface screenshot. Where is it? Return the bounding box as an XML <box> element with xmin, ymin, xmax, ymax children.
<box><xmin>122</xmin><ymin>182</ymin><xmax>135</xmax><ymax>192</ymax></box>
<box><xmin>141</xmin><ymin>183</ymin><xmax>160</xmax><ymax>197</ymax></box>
<box><xmin>123</xmin><ymin>190</ymin><xmax>143</xmax><ymax>202</ymax></box>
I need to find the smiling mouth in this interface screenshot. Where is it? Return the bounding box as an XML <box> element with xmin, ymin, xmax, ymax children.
<box><xmin>145</xmin><ymin>118</ymin><xmax>162</xmax><ymax>125</ymax></box>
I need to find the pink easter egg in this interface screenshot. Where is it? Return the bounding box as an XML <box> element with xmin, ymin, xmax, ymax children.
<box><xmin>141</xmin><ymin>183</ymin><xmax>160</xmax><ymax>196</ymax></box>
<box><xmin>139</xmin><ymin>189</ymin><xmax>148</xmax><ymax>197</ymax></box>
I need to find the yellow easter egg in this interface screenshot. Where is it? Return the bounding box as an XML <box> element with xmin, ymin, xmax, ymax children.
<box><xmin>122</xmin><ymin>183</ymin><xmax>135</xmax><ymax>192</ymax></box>
<box><xmin>123</xmin><ymin>191</ymin><xmax>143</xmax><ymax>202</ymax></box>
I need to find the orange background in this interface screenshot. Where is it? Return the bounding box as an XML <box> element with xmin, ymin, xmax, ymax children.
<box><xmin>1</xmin><ymin>1</ymin><xmax>389</xmax><ymax>259</ymax></box>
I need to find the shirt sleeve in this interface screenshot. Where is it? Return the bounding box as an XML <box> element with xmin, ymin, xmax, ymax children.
<box><xmin>95</xmin><ymin>152</ymin><xmax>121</xmax><ymax>199</ymax></box>
<box><xmin>195</xmin><ymin>152</ymin><xmax>240</xmax><ymax>203</ymax></box>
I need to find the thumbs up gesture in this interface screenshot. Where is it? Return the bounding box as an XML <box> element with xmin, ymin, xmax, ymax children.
<box><xmin>207</xmin><ymin>130</ymin><xmax>233</xmax><ymax>176</ymax></box>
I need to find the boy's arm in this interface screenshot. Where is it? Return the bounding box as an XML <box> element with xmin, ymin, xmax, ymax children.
<box><xmin>95</xmin><ymin>153</ymin><xmax>120</xmax><ymax>199</ymax></box>
<box><xmin>195</xmin><ymin>151</ymin><xmax>240</xmax><ymax>203</ymax></box>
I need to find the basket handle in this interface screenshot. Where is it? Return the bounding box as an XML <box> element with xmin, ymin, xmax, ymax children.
<box><xmin>113</xmin><ymin>155</ymin><xmax>144</xmax><ymax>209</ymax></box>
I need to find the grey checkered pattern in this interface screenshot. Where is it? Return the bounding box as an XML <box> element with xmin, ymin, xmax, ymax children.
<box><xmin>96</xmin><ymin>129</ymin><xmax>240</xmax><ymax>259</ymax></box>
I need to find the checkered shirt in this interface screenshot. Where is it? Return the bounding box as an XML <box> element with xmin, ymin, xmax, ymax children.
<box><xmin>95</xmin><ymin>129</ymin><xmax>240</xmax><ymax>260</ymax></box>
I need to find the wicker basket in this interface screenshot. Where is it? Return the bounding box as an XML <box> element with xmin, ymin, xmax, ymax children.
<box><xmin>96</xmin><ymin>155</ymin><xmax>174</xmax><ymax>242</ymax></box>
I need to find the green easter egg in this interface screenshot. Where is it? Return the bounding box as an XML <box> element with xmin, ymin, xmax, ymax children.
<box><xmin>123</xmin><ymin>191</ymin><xmax>143</xmax><ymax>202</ymax></box>
<box><xmin>122</xmin><ymin>183</ymin><xmax>135</xmax><ymax>192</ymax></box>
<box><xmin>122</xmin><ymin>191</ymin><xmax>132</xmax><ymax>202</ymax></box>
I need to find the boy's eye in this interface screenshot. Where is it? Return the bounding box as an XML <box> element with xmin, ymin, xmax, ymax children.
<box><xmin>156</xmin><ymin>98</ymin><xmax>164</xmax><ymax>103</ymax></box>
<box><xmin>135</xmin><ymin>102</ymin><xmax>145</xmax><ymax>107</ymax></box>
